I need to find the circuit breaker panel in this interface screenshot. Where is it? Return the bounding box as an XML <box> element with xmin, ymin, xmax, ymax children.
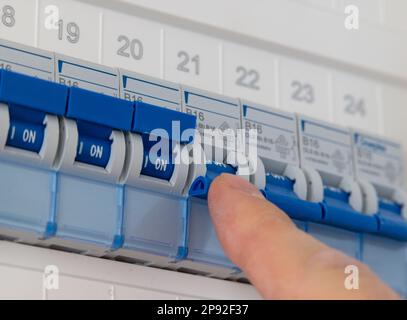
<box><xmin>0</xmin><ymin>0</ymin><xmax>407</xmax><ymax>299</ymax></box>
<box><xmin>0</xmin><ymin>36</ymin><xmax>406</xmax><ymax>297</ymax></box>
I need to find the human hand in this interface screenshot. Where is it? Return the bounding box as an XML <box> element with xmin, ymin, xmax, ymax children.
<box><xmin>207</xmin><ymin>174</ymin><xmax>400</xmax><ymax>300</ymax></box>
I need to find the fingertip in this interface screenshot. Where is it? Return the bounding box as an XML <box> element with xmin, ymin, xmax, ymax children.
<box><xmin>205</xmin><ymin>174</ymin><xmax>399</xmax><ymax>300</ymax></box>
<box><xmin>208</xmin><ymin>174</ymin><xmax>291</xmax><ymax>226</ymax></box>
<box><xmin>207</xmin><ymin>174</ymin><xmax>270</xmax><ymax>228</ymax></box>
<box><xmin>208</xmin><ymin>174</ymin><xmax>261</xmax><ymax>201</ymax></box>
<box><xmin>207</xmin><ymin>174</ymin><xmax>296</xmax><ymax>268</ymax></box>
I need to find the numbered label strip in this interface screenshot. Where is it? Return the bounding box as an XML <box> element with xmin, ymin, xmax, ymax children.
<box><xmin>56</xmin><ymin>54</ymin><xmax>119</xmax><ymax>97</ymax></box>
<box><xmin>182</xmin><ymin>87</ymin><xmax>240</xmax><ymax>137</ymax></box>
<box><xmin>0</xmin><ymin>0</ymin><xmax>389</xmax><ymax>133</ymax></box>
<box><xmin>0</xmin><ymin>39</ymin><xmax>54</xmax><ymax>80</ymax></box>
<box><xmin>0</xmin><ymin>36</ymin><xmax>404</xmax><ymax>196</ymax></box>
<box><xmin>353</xmin><ymin>132</ymin><xmax>404</xmax><ymax>191</ymax></box>
<box><xmin>298</xmin><ymin>117</ymin><xmax>354</xmax><ymax>179</ymax></box>
<box><xmin>242</xmin><ymin>101</ymin><xmax>298</xmax><ymax>167</ymax></box>
<box><xmin>120</xmin><ymin>70</ymin><xmax>181</xmax><ymax>112</ymax></box>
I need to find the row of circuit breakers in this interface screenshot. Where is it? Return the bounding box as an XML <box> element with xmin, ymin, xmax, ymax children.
<box><xmin>0</xmin><ymin>38</ymin><xmax>407</xmax><ymax>291</ymax></box>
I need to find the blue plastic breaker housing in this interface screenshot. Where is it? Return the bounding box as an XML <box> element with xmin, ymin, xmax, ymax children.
<box><xmin>187</xmin><ymin>161</ymin><xmax>240</xmax><ymax>276</ymax></box>
<box><xmin>98</xmin><ymin>68</ymin><xmax>198</xmax><ymax>268</ymax></box>
<box><xmin>180</xmin><ymin>87</ymin><xmax>244</xmax><ymax>278</ymax></box>
<box><xmin>366</xmin><ymin>204</ymin><xmax>407</xmax><ymax>298</ymax></box>
<box><xmin>352</xmin><ymin>131</ymin><xmax>407</xmax><ymax>297</ymax></box>
<box><xmin>56</xmin><ymin>55</ymin><xmax>196</xmax><ymax>262</ymax></box>
<box><xmin>47</xmin><ymin>86</ymin><xmax>134</xmax><ymax>256</ymax></box>
<box><xmin>262</xmin><ymin>174</ymin><xmax>322</xmax><ymax>227</ymax></box>
<box><xmin>295</xmin><ymin>116</ymin><xmax>378</xmax><ymax>260</ymax></box>
<box><xmin>306</xmin><ymin>185</ymin><xmax>377</xmax><ymax>262</ymax></box>
<box><xmin>0</xmin><ymin>66</ymin><xmax>196</xmax><ymax>263</ymax></box>
<box><xmin>112</xmin><ymin>100</ymin><xmax>196</xmax><ymax>268</ymax></box>
<box><xmin>0</xmin><ymin>69</ymin><xmax>67</xmax><ymax>243</ymax></box>
<box><xmin>240</xmin><ymin>101</ymin><xmax>317</xmax><ymax>233</ymax></box>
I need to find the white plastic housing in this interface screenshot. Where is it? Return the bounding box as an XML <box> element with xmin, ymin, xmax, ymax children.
<box><xmin>393</xmin><ymin>189</ymin><xmax>407</xmax><ymax>219</ymax></box>
<box><xmin>284</xmin><ymin>165</ymin><xmax>308</xmax><ymax>201</ymax></box>
<box><xmin>357</xmin><ymin>180</ymin><xmax>379</xmax><ymax>215</ymax></box>
<box><xmin>302</xmin><ymin>167</ymin><xmax>324</xmax><ymax>203</ymax></box>
<box><xmin>247</xmin><ymin>156</ymin><xmax>266</xmax><ymax>190</ymax></box>
<box><xmin>339</xmin><ymin>176</ymin><xmax>363</xmax><ymax>212</ymax></box>
<box><xmin>225</xmin><ymin>149</ymin><xmax>251</xmax><ymax>182</ymax></box>
<box><xmin>183</xmin><ymin>142</ymin><xmax>207</xmax><ymax>195</ymax></box>
<box><xmin>301</xmin><ymin>166</ymin><xmax>363</xmax><ymax>212</ymax></box>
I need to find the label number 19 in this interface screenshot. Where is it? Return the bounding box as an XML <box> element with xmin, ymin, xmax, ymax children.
<box><xmin>57</xmin><ymin>20</ymin><xmax>80</xmax><ymax>44</ymax></box>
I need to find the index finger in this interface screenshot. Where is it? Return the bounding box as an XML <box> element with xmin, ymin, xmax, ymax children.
<box><xmin>208</xmin><ymin>174</ymin><xmax>399</xmax><ymax>300</ymax></box>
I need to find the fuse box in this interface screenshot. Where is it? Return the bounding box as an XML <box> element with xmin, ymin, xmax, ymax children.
<box><xmin>0</xmin><ymin>0</ymin><xmax>407</xmax><ymax>299</ymax></box>
<box><xmin>1</xmin><ymin>35</ymin><xmax>407</xmax><ymax>295</ymax></box>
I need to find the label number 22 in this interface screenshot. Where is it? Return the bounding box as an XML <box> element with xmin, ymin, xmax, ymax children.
<box><xmin>236</xmin><ymin>66</ymin><xmax>260</xmax><ymax>90</ymax></box>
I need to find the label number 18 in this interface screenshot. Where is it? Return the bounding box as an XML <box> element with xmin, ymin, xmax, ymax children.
<box><xmin>2</xmin><ymin>5</ymin><xmax>15</xmax><ymax>28</ymax></box>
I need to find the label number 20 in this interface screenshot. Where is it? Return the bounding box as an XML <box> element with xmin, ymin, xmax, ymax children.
<box><xmin>117</xmin><ymin>35</ymin><xmax>144</xmax><ymax>60</ymax></box>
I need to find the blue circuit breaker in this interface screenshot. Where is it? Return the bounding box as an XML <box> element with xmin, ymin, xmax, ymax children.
<box><xmin>104</xmin><ymin>69</ymin><xmax>196</xmax><ymax>267</ymax></box>
<box><xmin>297</xmin><ymin>116</ymin><xmax>373</xmax><ymax>259</ymax></box>
<box><xmin>37</xmin><ymin>56</ymin><xmax>132</xmax><ymax>256</ymax></box>
<box><xmin>187</xmin><ymin>157</ymin><xmax>242</xmax><ymax>275</ymax></box>
<box><xmin>180</xmin><ymin>87</ymin><xmax>254</xmax><ymax>278</ymax></box>
<box><xmin>51</xmin><ymin>86</ymin><xmax>133</xmax><ymax>256</ymax></box>
<box><xmin>241</xmin><ymin>101</ymin><xmax>320</xmax><ymax>231</ymax></box>
<box><xmin>352</xmin><ymin>131</ymin><xmax>407</xmax><ymax>297</ymax></box>
<box><xmin>0</xmin><ymin>41</ymin><xmax>67</xmax><ymax>244</ymax></box>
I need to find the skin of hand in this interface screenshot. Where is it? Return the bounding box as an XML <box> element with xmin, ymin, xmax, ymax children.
<box><xmin>207</xmin><ymin>174</ymin><xmax>400</xmax><ymax>300</ymax></box>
